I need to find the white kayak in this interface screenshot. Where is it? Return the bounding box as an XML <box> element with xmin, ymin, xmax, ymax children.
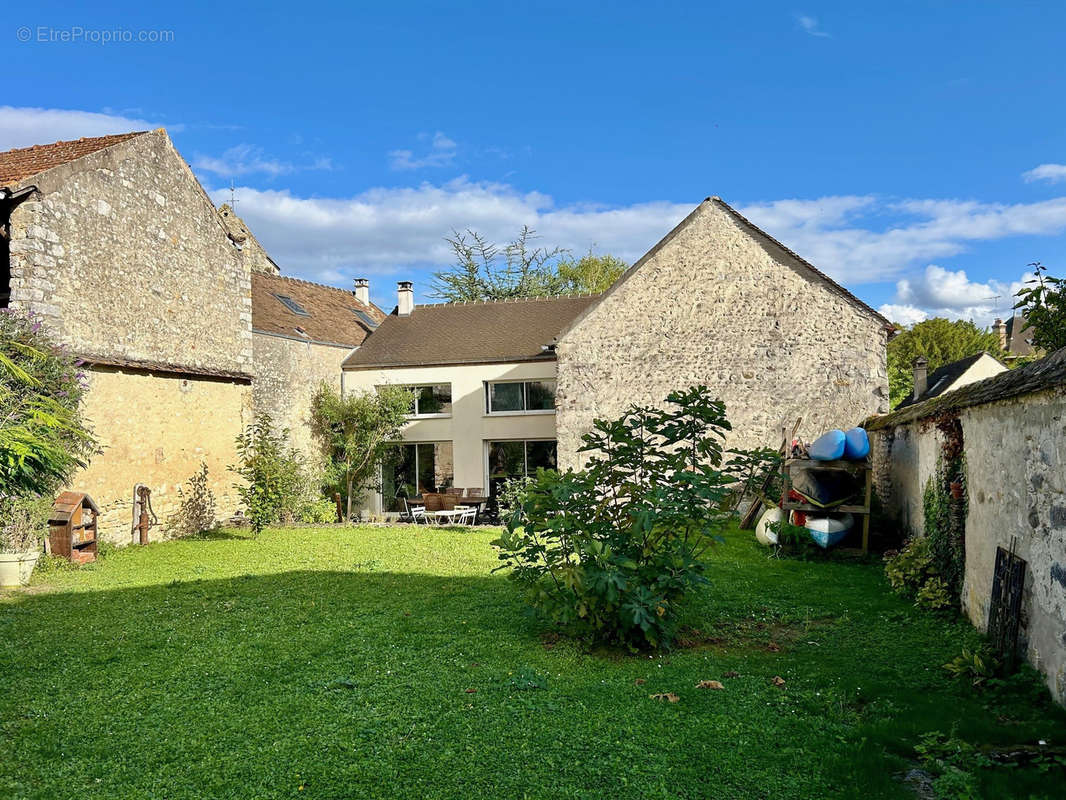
<box><xmin>755</xmin><ymin>507</ymin><xmax>782</xmax><ymax>546</ymax></box>
<box><xmin>804</xmin><ymin>513</ymin><xmax>854</xmax><ymax>549</ymax></box>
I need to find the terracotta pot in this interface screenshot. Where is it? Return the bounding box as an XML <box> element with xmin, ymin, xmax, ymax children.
<box><xmin>0</xmin><ymin>550</ymin><xmax>41</xmax><ymax>588</ymax></box>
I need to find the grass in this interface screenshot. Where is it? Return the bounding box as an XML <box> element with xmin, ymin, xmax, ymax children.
<box><xmin>2</xmin><ymin>524</ymin><xmax>1065</xmax><ymax>799</ymax></box>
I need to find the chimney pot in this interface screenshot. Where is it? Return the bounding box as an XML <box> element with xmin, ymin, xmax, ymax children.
<box><xmin>397</xmin><ymin>281</ymin><xmax>414</xmax><ymax>316</ymax></box>
<box><xmin>992</xmin><ymin>317</ymin><xmax>1007</xmax><ymax>351</ymax></box>
<box><xmin>912</xmin><ymin>356</ymin><xmax>928</xmax><ymax>401</ymax></box>
<box><xmin>354</xmin><ymin>278</ymin><xmax>370</xmax><ymax>305</ymax></box>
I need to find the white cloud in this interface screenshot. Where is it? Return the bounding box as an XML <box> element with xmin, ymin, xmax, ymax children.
<box><xmin>877</xmin><ymin>265</ymin><xmax>1032</xmax><ymax>326</ymax></box>
<box><xmin>389</xmin><ymin>131</ymin><xmax>458</xmax><ymax>170</ymax></box>
<box><xmin>210</xmin><ymin>178</ymin><xmax>691</xmax><ymax>286</ymax></box>
<box><xmin>192</xmin><ymin>144</ymin><xmax>332</xmax><ymax>179</ymax></box>
<box><xmin>739</xmin><ymin>195</ymin><xmax>1066</xmax><ymax>283</ymax></box>
<box><xmin>0</xmin><ymin>105</ymin><xmax>164</xmax><ymax>150</ymax></box>
<box><xmin>1022</xmin><ymin>163</ymin><xmax>1066</xmax><ymax>184</ymax></box>
<box><xmin>796</xmin><ymin>15</ymin><xmax>830</xmax><ymax>37</ymax></box>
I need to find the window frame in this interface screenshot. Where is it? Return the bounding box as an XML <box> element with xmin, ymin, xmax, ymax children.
<box><xmin>380</xmin><ymin>383</ymin><xmax>453</xmax><ymax>419</ymax></box>
<box><xmin>484</xmin><ymin>438</ymin><xmax>558</xmax><ymax>495</ymax></box>
<box><xmin>484</xmin><ymin>379</ymin><xmax>557</xmax><ymax>416</ymax></box>
<box><xmin>273</xmin><ymin>293</ymin><xmax>310</xmax><ymax>316</ymax></box>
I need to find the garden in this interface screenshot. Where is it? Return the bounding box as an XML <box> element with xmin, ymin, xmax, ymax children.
<box><xmin>3</xmin><ymin>312</ymin><xmax>1066</xmax><ymax>798</ymax></box>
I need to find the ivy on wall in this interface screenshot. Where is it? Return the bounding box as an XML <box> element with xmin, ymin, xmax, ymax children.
<box><xmin>926</xmin><ymin>414</ymin><xmax>967</xmax><ymax>605</ymax></box>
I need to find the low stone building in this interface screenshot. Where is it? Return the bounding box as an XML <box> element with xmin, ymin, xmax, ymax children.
<box><xmin>1</xmin><ymin>130</ymin><xmax>254</xmax><ymax>542</ymax></box>
<box><xmin>344</xmin><ymin>197</ymin><xmax>892</xmax><ymax>513</ymax></box>
<box><xmin>868</xmin><ymin>347</ymin><xmax>1066</xmax><ymax>705</ymax></box>
<box><xmin>895</xmin><ymin>351</ymin><xmax>1007</xmax><ymax>410</ymax></box>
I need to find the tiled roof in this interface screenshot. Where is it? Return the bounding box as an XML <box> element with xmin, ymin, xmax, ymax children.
<box><xmin>894</xmin><ymin>351</ymin><xmax>1001</xmax><ymax>409</ymax></box>
<box><xmin>342</xmin><ymin>295</ymin><xmax>600</xmax><ymax>369</ymax></box>
<box><xmin>866</xmin><ymin>345</ymin><xmax>1066</xmax><ymax>430</ymax></box>
<box><xmin>0</xmin><ymin>132</ymin><xmax>147</xmax><ymax>186</ymax></box>
<box><xmin>252</xmin><ymin>272</ymin><xmax>385</xmax><ymax>347</ymax></box>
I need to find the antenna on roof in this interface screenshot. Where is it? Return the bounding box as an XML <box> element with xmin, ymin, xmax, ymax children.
<box><xmin>984</xmin><ymin>294</ymin><xmax>1002</xmax><ymax>314</ymax></box>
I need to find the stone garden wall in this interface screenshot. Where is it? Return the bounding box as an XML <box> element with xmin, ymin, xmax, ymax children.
<box><xmin>870</xmin><ymin>384</ymin><xmax>1066</xmax><ymax>705</ymax></box>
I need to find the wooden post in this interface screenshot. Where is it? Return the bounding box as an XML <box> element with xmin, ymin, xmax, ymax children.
<box><xmin>861</xmin><ymin>466</ymin><xmax>873</xmax><ymax>554</ymax></box>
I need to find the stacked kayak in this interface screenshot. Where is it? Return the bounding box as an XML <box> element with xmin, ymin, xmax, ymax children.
<box><xmin>809</xmin><ymin>427</ymin><xmax>869</xmax><ymax>461</ymax></box>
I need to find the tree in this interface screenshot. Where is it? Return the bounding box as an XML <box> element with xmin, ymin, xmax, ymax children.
<box><xmin>309</xmin><ymin>383</ymin><xmax>414</xmax><ymax>522</ymax></box>
<box><xmin>1014</xmin><ymin>261</ymin><xmax>1066</xmax><ymax>354</ymax></box>
<box><xmin>886</xmin><ymin>318</ymin><xmax>1007</xmax><ymax>408</ymax></box>
<box><xmin>555</xmin><ymin>252</ymin><xmax>627</xmax><ymax>295</ymax></box>
<box><xmin>229</xmin><ymin>418</ymin><xmax>307</xmax><ymax>537</ymax></box>
<box><xmin>429</xmin><ymin>228</ymin><xmax>626</xmax><ymax>302</ymax></box>
<box><xmin>0</xmin><ymin>309</ymin><xmax>95</xmax><ymax>498</ymax></box>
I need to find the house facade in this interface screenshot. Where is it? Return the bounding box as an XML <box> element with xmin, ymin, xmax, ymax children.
<box><xmin>895</xmin><ymin>351</ymin><xmax>1008</xmax><ymax>410</ymax></box>
<box><xmin>344</xmin><ymin>198</ymin><xmax>893</xmax><ymax>514</ymax></box>
<box><xmin>1</xmin><ymin>130</ymin><xmax>254</xmax><ymax>541</ymax></box>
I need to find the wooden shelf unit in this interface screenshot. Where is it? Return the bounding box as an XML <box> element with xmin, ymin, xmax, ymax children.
<box><xmin>780</xmin><ymin>458</ymin><xmax>873</xmax><ymax>553</ymax></box>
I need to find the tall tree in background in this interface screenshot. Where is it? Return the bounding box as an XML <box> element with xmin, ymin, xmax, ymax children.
<box><xmin>430</xmin><ymin>228</ymin><xmax>625</xmax><ymax>302</ymax></box>
<box><xmin>887</xmin><ymin>318</ymin><xmax>1008</xmax><ymax>408</ymax></box>
<box><xmin>1014</xmin><ymin>261</ymin><xmax>1066</xmax><ymax>354</ymax></box>
<box><xmin>309</xmin><ymin>383</ymin><xmax>414</xmax><ymax>522</ymax></box>
<box><xmin>556</xmin><ymin>252</ymin><xmax>627</xmax><ymax>295</ymax></box>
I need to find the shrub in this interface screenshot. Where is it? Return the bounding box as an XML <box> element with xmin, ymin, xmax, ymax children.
<box><xmin>0</xmin><ymin>495</ymin><xmax>50</xmax><ymax>554</ymax></box>
<box><xmin>496</xmin><ymin>476</ymin><xmax>535</xmax><ymax>523</ymax></box>
<box><xmin>0</xmin><ymin>309</ymin><xmax>95</xmax><ymax>498</ymax></box>
<box><xmin>943</xmin><ymin>647</ymin><xmax>1001</xmax><ymax>689</ymax></box>
<box><xmin>298</xmin><ymin>498</ymin><xmax>338</xmax><ymax>524</ymax></box>
<box><xmin>885</xmin><ymin>536</ymin><xmax>954</xmax><ymax>611</ymax></box>
<box><xmin>230</xmin><ymin>418</ymin><xmax>309</xmax><ymax>537</ymax></box>
<box><xmin>493</xmin><ymin>386</ymin><xmax>733</xmax><ymax>650</ymax></box>
<box><xmin>165</xmin><ymin>462</ymin><xmax>217</xmax><ymax>539</ymax></box>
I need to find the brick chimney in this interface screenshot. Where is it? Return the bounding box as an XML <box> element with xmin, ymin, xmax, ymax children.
<box><xmin>912</xmin><ymin>356</ymin><xmax>928</xmax><ymax>401</ymax></box>
<box><xmin>353</xmin><ymin>278</ymin><xmax>370</xmax><ymax>305</ymax></box>
<box><xmin>992</xmin><ymin>317</ymin><xmax>1007</xmax><ymax>350</ymax></box>
<box><xmin>397</xmin><ymin>281</ymin><xmax>414</xmax><ymax>316</ymax></box>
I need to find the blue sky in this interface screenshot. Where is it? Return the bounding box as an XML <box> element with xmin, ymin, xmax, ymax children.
<box><xmin>5</xmin><ymin>1</ymin><xmax>1066</xmax><ymax>321</ymax></box>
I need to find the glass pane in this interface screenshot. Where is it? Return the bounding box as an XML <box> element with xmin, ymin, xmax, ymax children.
<box><xmin>526</xmin><ymin>440</ymin><xmax>557</xmax><ymax>473</ymax></box>
<box><xmin>525</xmin><ymin>380</ymin><xmax>556</xmax><ymax>410</ymax></box>
<box><xmin>417</xmin><ymin>442</ymin><xmax>437</xmax><ymax>494</ymax></box>
<box><xmin>382</xmin><ymin>444</ymin><xmax>416</xmax><ymax>511</ymax></box>
<box><xmin>416</xmin><ymin>384</ymin><xmax>451</xmax><ymax>415</ymax></box>
<box><xmin>488</xmin><ymin>441</ymin><xmax>526</xmax><ymax>496</ymax></box>
<box><xmin>489</xmin><ymin>382</ymin><xmax>524</xmax><ymax>412</ymax></box>
<box><xmin>429</xmin><ymin>441</ymin><xmax>453</xmax><ymax>490</ymax></box>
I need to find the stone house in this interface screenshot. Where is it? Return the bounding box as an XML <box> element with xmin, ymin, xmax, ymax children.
<box><xmin>895</xmin><ymin>351</ymin><xmax>1007</xmax><ymax>410</ymax></box>
<box><xmin>344</xmin><ymin>197</ymin><xmax>893</xmax><ymax>514</ymax></box>
<box><xmin>0</xmin><ymin>129</ymin><xmax>386</xmax><ymax>542</ymax></box>
<box><xmin>1</xmin><ymin>129</ymin><xmax>256</xmax><ymax>542</ymax></box>
<box><xmin>867</xmin><ymin>346</ymin><xmax>1066</xmax><ymax>705</ymax></box>
<box><xmin>251</xmin><ymin>272</ymin><xmax>384</xmax><ymax>457</ymax></box>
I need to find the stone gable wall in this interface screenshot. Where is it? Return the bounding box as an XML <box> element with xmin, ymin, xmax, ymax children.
<box><xmin>7</xmin><ymin>129</ymin><xmax>252</xmax><ymax>373</ymax></box>
<box><xmin>252</xmin><ymin>332</ymin><xmax>348</xmax><ymax>459</ymax></box>
<box><xmin>554</xmin><ymin>201</ymin><xmax>889</xmax><ymax>464</ymax></box>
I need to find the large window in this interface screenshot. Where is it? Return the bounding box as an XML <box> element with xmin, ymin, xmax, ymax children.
<box><xmin>487</xmin><ymin>439</ymin><xmax>557</xmax><ymax>496</ymax></box>
<box><xmin>380</xmin><ymin>384</ymin><xmax>452</xmax><ymax>417</ymax></box>
<box><xmin>486</xmin><ymin>380</ymin><xmax>556</xmax><ymax>414</ymax></box>
<box><xmin>381</xmin><ymin>441</ymin><xmax>454</xmax><ymax>511</ymax></box>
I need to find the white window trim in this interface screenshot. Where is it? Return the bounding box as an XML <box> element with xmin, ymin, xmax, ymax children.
<box><xmin>483</xmin><ymin>437</ymin><xmax>558</xmax><ymax>491</ymax></box>
<box><xmin>380</xmin><ymin>383</ymin><xmax>454</xmax><ymax>419</ymax></box>
<box><xmin>484</xmin><ymin>379</ymin><xmax>557</xmax><ymax>416</ymax></box>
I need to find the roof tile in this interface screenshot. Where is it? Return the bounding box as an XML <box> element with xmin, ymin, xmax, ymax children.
<box><xmin>252</xmin><ymin>273</ymin><xmax>385</xmax><ymax>347</ymax></box>
<box><xmin>0</xmin><ymin>132</ymin><xmax>147</xmax><ymax>186</ymax></box>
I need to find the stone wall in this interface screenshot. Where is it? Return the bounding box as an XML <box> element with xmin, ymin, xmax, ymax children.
<box><xmin>7</xmin><ymin>129</ymin><xmax>252</xmax><ymax>373</ymax></box>
<box><xmin>5</xmin><ymin>129</ymin><xmax>254</xmax><ymax>543</ymax></box>
<box><xmin>252</xmin><ymin>332</ymin><xmax>349</xmax><ymax>459</ymax></box>
<box><xmin>73</xmin><ymin>367</ymin><xmax>252</xmax><ymax>543</ymax></box>
<box><xmin>870</xmin><ymin>388</ymin><xmax>1066</xmax><ymax>705</ymax></box>
<box><xmin>555</xmin><ymin>200</ymin><xmax>889</xmax><ymax>465</ymax></box>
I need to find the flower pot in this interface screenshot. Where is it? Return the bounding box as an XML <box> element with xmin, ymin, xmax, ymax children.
<box><xmin>0</xmin><ymin>550</ymin><xmax>41</xmax><ymax>588</ymax></box>
<box><xmin>949</xmin><ymin>481</ymin><xmax>964</xmax><ymax>500</ymax></box>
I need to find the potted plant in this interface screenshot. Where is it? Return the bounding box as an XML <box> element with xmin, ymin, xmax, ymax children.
<box><xmin>0</xmin><ymin>497</ymin><xmax>46</xmax><ymax>587</ymax></box>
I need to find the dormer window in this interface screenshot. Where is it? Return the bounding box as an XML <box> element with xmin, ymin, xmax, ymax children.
<box><xmin>274</xmin><ymin>294</ymin><xmax>309</xmax><ymax>316</ymax></box>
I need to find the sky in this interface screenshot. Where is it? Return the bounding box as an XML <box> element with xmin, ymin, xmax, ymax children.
<box><xmin>3</xmin><ymin>1</ymin><xmax>1066</xmax><ymax>323</ymax></box>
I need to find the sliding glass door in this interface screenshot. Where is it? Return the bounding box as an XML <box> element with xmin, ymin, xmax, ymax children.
<box><xmin>381</xmin><ymin>442</ymin><xmax>454</xmax><ymax>511</ymax></box>
<box><xmin>486</xmin><ymin>439</ymin><xmax>557</xmax><ymax>497</ymax></box>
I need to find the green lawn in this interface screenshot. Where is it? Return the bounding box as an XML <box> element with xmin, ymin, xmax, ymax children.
<box><xmin>2</xmin><ymin>525</ymin><xmax>1064</xmax><ymax>799</ymax></box>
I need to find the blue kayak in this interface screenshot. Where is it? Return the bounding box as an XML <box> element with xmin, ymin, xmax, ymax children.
<box><xmin>809</xmin><ymin>429</ymin><xmax>846</xmax><ymax>461</ymax></box>
<box><xmin>843</xmin><ymin>427</ymin><xmax>870</xmax><ymax>460</ymax></box>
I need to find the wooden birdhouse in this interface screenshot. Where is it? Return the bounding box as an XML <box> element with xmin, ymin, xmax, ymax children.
<box><xmin>48</xmin><ymin>492</ymin><xmax>99</xmax><ymax>563</ymax></box>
